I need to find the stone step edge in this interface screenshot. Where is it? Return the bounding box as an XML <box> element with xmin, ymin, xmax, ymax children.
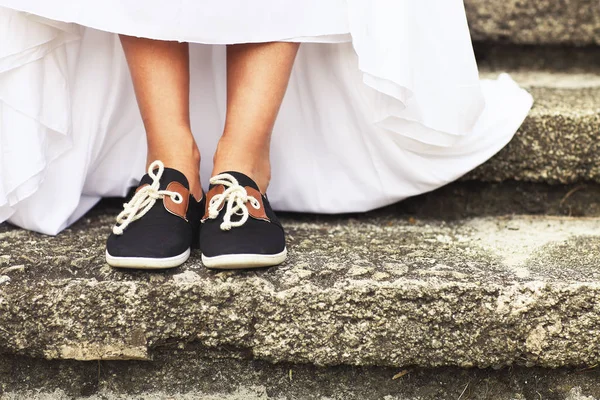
<box><xmin>2</xmin><ymin>275</ymin><xmax>600</xmax><ymax>369</ymax></box>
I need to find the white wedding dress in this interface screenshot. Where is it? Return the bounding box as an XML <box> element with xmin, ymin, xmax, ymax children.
<box><xmin>0</xmin><ymin>1</ymin><xmax>533</xmax><ymax>235</ymax></box>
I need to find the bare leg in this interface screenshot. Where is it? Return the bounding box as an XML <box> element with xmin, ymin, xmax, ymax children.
<box><xmin>119</xmin><ymin>36</ymin><xmax>202</xmax><ymax>199</ymax></box>
<box><xmin>213</xmin><ymin>42</ymin><xmax>300</xmax><ymax>193</ymax></box>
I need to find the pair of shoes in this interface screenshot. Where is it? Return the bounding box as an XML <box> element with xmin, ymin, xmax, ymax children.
<box><xmin>105</xmin><ymin>161</ymin><xmax>287</xmax><ymax>270</ymax></box>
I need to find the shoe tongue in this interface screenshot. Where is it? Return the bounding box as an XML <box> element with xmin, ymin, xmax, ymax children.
<box><xmin>210</xmin><ymin>171</ymin><xmax>260</xmax><ymax>192</ymax></box>
<box><xmin>139</xmin><ymin>167</ymin><xmax>190</xmax><ymax>191</ymax></box>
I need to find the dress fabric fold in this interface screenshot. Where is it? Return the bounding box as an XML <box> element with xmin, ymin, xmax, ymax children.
<box><xmin>0</xmin><ymin>1</ymin><xmax>533</xmax><ymax>235</ymax></box>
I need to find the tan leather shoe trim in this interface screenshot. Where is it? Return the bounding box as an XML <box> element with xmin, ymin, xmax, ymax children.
<box><xmin>202</xmin><ymin>185</ymin><xmax>225</xmax><ymax>220</ymax></box>
<box><xmin>246</xmin><ymin>187</ymin><xmax>270</xmax><ymax>222</ymax></box>
<box><xmin>163</xmin><ymin>182</ymin><xmax>189</xmax><ymax>220</ymax></box>
<box><xmin>202</xmin><ymin>185</ymin><xmax>270</xmax><ymax>222</ymax></box>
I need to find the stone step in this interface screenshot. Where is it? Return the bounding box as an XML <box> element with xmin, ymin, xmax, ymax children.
<box><xmin>2</xmin><ymin>54</ymin><xmax>600</xmax><ymax>376</ymax></box>
<box><xmin>468</xmin><ymin>46</ymin><xmax>600</xmax><ymax>184</ymax></box>
<box><xmin>3</xmin><ymin>349</ymin><xmax>600</xmax><ymax>399</ymax></box>
<box><xmin>3</xmin><ymin>193</ymin><xmax>600</xmax><ymax>369</ymax></box>
<box><xmin>465</xmin><ymin>0</ymin><xmax>600</xmax><ymax>45</ymax></box>
<box><xmin>469</xmin><ymin>85</ymin><xmax>600</xmax><ymax>183</ymax></box>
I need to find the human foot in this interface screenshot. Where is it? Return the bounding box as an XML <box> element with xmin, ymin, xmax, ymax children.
<box><xmin>106</xmin><ymin>160</ymin><xmax>204</xmax><ymax>269</ymax></box>
<box><xmin>147</xmin><ymin>138</ymin><xmax>203</xmax><ymax>200</ymax></box>
<box><xmin>200</xmin><ymin>171</ymin><xmax>286</xmax><ymax>269</ymax></box>
<box><xmin>211</xmin><ymin>136</ymin><xmax>271</xmax><ymax>193</ymax></box>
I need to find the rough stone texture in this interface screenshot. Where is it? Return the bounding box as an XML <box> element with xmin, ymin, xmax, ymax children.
<box><xmin>476</xmin><ymin>45</ymin><xmax>600</xmax><ymax>91</ymax></box>
<box><xmin>4</xmin><ymin>349</ymin><xmax>600</xmax><ymax>399</ymax></box>
<box><xmin>4</xmin><ymin>200</ymin><xmax>600</xmax><ymax>368</ymax></box>
<box><xmin>465</xmin><ymin>46</ymin><xmax>600</xmax><ymax>184</ymax></box>
<box><xmin>468</xmin><ymin>85</ymin><xmax>600</xmax><ymax>183</ymax></box>
<box><xmin>393</xmin><ymin>181</ymin><xmax>600</xmax><ymax>219</ymax></box>
<box><xmin>465</xmin><ymin>0</ymin><xmax>600</xmax><ymax>45</ymax></box>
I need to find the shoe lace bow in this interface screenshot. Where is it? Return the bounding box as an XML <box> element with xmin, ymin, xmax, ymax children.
<box><xmin>207</xmin><ymin>173</ymin><xmax>261</xmax><ymax>231</ymax></box>
<box><xmin>112</xmin><ymin>160</ymin><xmax>184</xmax><ymax>235</ymax></box>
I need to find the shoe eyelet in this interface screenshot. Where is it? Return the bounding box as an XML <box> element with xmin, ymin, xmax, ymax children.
<box><xmin>172</xmin><ymin>193</ymin><xmax>183</xmax><ymax>204</ymax></box>
<box><xmin>250</xmin><ymin>200</ymin><xmax>261</xmax><ymax>210</ymax></box>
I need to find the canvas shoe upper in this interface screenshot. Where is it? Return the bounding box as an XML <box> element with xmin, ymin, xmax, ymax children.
<box><xmin>200</xmin><ymin>171</ymin><xmax>287</xmax><ymax>269</ymax></box>
<box><xmin>106</xmin><ymin>160</ymin><xmax>203</xmax><ymax>269</ymax></box>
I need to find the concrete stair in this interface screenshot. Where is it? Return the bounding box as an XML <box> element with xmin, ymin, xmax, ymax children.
<box><xmin>465</xmin><ymin>0</ymin><xmax>600</xmax><ymax>45</ymax></box>
<box><xmin>3</xmin><ymin>187</ymin><xmax>600</xmax><ymax>369</ymax></box>
<box><xmin>472</xmin><ymin>45</ymin><xmax>600</xmax><ymax>184</ymax></box>
<box><xmin>3</xmin><ymin>8</ymin><xmax>600</xmax><ymax>400</ymax></box>
<box><xmin>4</xmin><ymin>350</ymin><xmax>600</xmax><ymax>399</ymax></box>
<box><xmin>4</xmin><ymin>184</ymin><xmax>600</xmax><ymax>398</ymax></box>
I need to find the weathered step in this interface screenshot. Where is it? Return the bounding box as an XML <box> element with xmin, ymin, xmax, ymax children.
<box><xmin>465</xmin><ymin>0</ymin><xmax>600</xmax><ymax>45</ymax></box>
<box><xmin>3</xmin><ymin>348</ymin><xmax>600</xmax><ymax>399</ymax></box>
<box><xmin>3</xmin><ymin>195</ymin><xmax>600</xmax><ymax>369</ymax></box>
<box><xmin>467</xmin><ymin>46</ymin><xmax>600</xmax><ymax>184</ymax></box>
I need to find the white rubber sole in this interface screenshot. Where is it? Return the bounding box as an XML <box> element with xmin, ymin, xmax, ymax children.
<box><xmin>201</xmin><ymin>248</ymin><xmax>287</xmax><ymax>270</ymax></box>
<box><xmin>106</xmin><ymin>248</ymin><xmax>191</xmax><ymax>269</ymax></box>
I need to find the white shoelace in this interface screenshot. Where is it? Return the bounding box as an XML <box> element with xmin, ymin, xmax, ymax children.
<box><xmin>112</xmin><ymin>160</ymin><xmax>184</xmax><ymax>235</ymax></box>
<box><xmin>207</xmin><ymin>173</ymin><xmax>261</xmax><ymax>231</ymax></box>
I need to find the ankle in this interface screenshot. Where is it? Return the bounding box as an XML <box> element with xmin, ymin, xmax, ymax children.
<box><xmin>212</xmin><ymin>138</ymin><xmax>271</xmax><ymax>193</ymax></box>
<box><xmin>147</xmin><ymin>143</ymin><xmax>203</xmax><ymax>200</ymax></box>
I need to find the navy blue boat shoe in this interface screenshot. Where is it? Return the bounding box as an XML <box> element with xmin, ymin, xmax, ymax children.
<box><xmin>106</xmin><ymin>160</ymin><xmax>204</xmax><ymax>269</ymax></box>
<box><xmin>200</xmin><ymin>171</ymin><xmax>287</xmax><ymax>269</ymax></box>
